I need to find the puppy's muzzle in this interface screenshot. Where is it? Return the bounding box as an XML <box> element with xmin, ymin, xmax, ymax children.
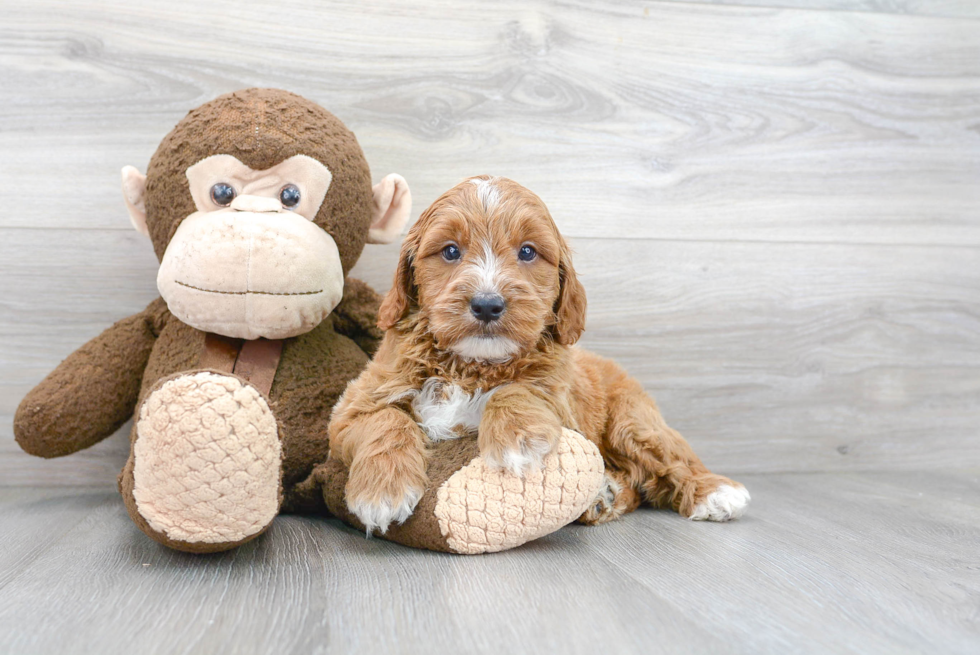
<box><xmin>470</xmin><ymin>293</ymin><xmax>506</xmax><ymax>323</ymax></box>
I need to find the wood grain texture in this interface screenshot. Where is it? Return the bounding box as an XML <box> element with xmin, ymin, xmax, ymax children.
<box><xmin>1</xmin><ymin>0</ymin><xmax>978</xmax><ymax>485</ymax></box>
<box><xmin>0</xmin><ymin>0</ymin><xmax>978</xmax><ymax>245</ymax></box>
<box><xmin>666</xmin><ymin>0</ymin><xmax>980</xmax><ymax>19</ymax></box>
<box><xmin>0</xmin><ymin>472</ymin><xmax>977</xmax><ymax>654</ymax></box>
<box><xmin>578</xmin><ymin>469</ymin><xmax>980</xmax><ymax>654</ymax></box>
<box><xmin>0</xmin><ymin>488</ymin><xmax>113</xmax><ymax>588</ymax></box>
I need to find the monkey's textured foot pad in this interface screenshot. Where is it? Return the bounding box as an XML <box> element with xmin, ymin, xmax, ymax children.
<box><xmin>434</xmin><ymin>429</ymin><xmax>604</xmax><ymax>554</ymax></box>
<box><xmin>132</xmin><ymin>372</ymin><xmax>281</xmax><ymax>548</ymax></box>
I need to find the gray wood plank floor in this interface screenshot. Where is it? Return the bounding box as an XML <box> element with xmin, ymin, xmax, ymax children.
<box><xmin>1</xmin><ymin>1</ymin><xmax>978</xmax><ymax>653</ymax></box>
<box><xmin>1</xmin><ymin>472</ymin><xmax>978</xmax><ymax>655</ymax></box>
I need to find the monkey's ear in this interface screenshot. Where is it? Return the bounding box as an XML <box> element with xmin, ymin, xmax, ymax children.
<box><xmin>121</xmin><ymin>166</ymin><xmax>149</xmax><ymax>237</ymax></box>
<box><xmin>368</xmin><ymin>174</ymin><xmax>412</xmax><ymax>244</ymax></box>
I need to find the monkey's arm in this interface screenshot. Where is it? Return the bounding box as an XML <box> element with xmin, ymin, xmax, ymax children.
<box><xmin>14</xmin><ymin>298</ymin><xmax>168</xmax><ymax>458</ymax></box>
<box><xmin>333</xmin><ymin>277</ymin><xmax>385</xmax><ymax>357</ymax></box>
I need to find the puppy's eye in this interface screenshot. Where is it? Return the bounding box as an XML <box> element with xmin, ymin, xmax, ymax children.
<box><xmin>442</xmin><ymin>244</ymin><xmax>462</xmax><ymax>261</ymax></box>
<box><xmin>279</xmin><ymin>184</ymin><xmax>301</xmax><ymax>208</ymax></box>
<box><xmin>210</xmin><ymin>183</ymin><xmax>236</xmax><ymax>207</ymax></box>
<box><xmin>518</xmin><ymin>244</ymin><xmax>537</xmax><ymax>262</ymax></box>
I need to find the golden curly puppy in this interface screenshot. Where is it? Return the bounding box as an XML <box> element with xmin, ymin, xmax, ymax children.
<box><xmin>329</xmin><ymin>176</ymin><xmax>750</xmax><ymax>534</ymax></box>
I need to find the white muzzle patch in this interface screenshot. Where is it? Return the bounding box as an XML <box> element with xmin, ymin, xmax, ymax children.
<box><xmin>450</xmin><ymin>335</ymin><xmax>521</xmax><ymax>363</ymax></box>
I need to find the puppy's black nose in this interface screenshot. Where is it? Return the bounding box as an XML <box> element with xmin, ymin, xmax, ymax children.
<box><xmin>470</xmin><ymin>294</ymin><xmax>506</xmax><ymax>323</ymax></box>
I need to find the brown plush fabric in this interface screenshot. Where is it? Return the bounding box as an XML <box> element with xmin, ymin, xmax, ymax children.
<box><xmin>332</xmin><ymin>277</ymin><xmax>384</xmax><ymax>357</ymax></box>
<box><xmin>316</xmin><ymin>438</ymin><xmax>485</xmax><ymax>553</ymax></box>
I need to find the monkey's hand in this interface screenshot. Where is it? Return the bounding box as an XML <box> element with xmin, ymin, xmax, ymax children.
<box><xmin>14</xmin><ymin>298</ymin><xmax>165</xmax><ymax>458</ymax></box>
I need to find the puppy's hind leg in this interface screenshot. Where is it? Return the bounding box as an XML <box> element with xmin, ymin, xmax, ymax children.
<box><xmin>577</xmin><ymin>468</ymin><xmax>640</xmax><ymax>525</ymax></box>
<box><xmin>598</xmin><ymin>362</ymin><xmax>750</xmax><ymax>522</ymax></box>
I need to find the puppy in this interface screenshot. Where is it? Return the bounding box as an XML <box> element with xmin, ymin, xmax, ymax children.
<box><xmin>329</xmin><ymin>176</ymin><xmax>750</xmax><ymax>534</ymax></box>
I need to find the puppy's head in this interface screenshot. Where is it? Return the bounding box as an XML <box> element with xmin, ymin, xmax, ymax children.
<box><xmin>379</xmin><ymin>176</ymin><xmax>586</xmax><ymax>362</ymax></box>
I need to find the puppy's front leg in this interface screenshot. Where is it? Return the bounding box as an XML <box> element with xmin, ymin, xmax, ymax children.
<box><xmin>479</xmin><ymin>384</ymin><xmax>562</xmax><ymax>477</ymax></box>
<box><xmin>332</xmin><ymin>407</ymin><xmax>428</xmax><ymax>535</ymax></box>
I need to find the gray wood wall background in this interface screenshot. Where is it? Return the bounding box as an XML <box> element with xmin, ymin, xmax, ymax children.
<box><xmin>1</xmin><ymin>0</ymin><xmax>978</xmax><ymax>487</ymax></box>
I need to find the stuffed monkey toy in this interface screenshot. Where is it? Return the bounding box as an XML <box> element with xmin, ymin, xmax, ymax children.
<box><xmin>15</xmin><ymin>88</ymin><xmax>411</xmax><ymax>552</ymax></box>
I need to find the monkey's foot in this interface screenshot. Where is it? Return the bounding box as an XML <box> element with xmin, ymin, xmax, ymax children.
<box><xmin>127</xmin><ymin>372</ymin><xmax>282</xmax><ymax>552</ymax></box>
<box><xmin>433</xmin><ymin>429</ymin><xmax>605</xmax><ymax>554</ymax></box>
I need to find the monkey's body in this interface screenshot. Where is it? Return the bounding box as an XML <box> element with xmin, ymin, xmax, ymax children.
<box><xmin>18</xmin><ymin>285</ymin><xmax>380</xmax><ymax>553</ymax></box>
<box><xmin>131</xmin><ymin>296</ymin><xmax>376</xmax><ymax>502</ymax></box>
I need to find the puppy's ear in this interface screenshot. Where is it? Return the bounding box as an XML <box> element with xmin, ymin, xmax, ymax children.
<box><xmin>552</xmin><ymin>238</ymin><xmax>587</xmax><ymax>345</ymax></box>
<box><xmin>378</xmin><ymin>237</ymin><xmax>417</xmax><ymax>330</ymax></box>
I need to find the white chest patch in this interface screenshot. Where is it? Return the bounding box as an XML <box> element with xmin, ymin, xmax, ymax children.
<box><xmin>410</xmin><ymin>378</ymin><xmax>497</xmax><ymax>442</ymax></box>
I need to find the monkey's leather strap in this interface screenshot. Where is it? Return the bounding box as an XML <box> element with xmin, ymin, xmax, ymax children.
<box><xmin>199</xmin><ymin>333</ymin><xmax>284</xmax><ymax>397</ymax></box>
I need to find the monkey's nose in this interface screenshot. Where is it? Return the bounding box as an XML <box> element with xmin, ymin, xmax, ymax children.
<box><xmin>470</xmin><ymin>294</ymin><xmax>506</xmax><ymax>323</ymax></box>
<box><xmin>230</xmin><ymin>195</ymin><xmax>283</xmax><ymax>213</ymax></box>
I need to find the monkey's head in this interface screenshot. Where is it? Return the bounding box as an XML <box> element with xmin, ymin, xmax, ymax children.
<box><xmin>120</xmin><ymin>88</ymin><xmax>410</xmax><ymax>340</ymax></box>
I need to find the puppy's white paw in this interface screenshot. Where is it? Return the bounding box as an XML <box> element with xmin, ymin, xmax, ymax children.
<box><xmin>348</xmin><ymin>487</ymin><xmax>423</xmax><ymax>535</ymax></box>
<box><xmin>689</xmin><ymin>484</ymin><xmax>751</xmax><ymax>522</ymax></box>
<box><xmin>486</xmin><ymin>439</ymin><xmax>552</xmax><ymax>477</ymax></box>
<box><xmin>502</xmin><ymin>448</ymin><xmax>541</xmax><ymax>476</ymax></box>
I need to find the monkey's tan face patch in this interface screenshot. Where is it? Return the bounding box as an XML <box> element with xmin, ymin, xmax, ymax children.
<box><xmin>186</xmin><ymin>154</ymin><xmax>332</xmax><ymax>221</ymax></box>
<box><xmin>157</xmin><ymin>154</ymin><xmax>344</xmax><ymax>340</ymax></box>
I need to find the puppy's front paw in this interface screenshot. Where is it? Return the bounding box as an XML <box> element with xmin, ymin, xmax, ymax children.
<box><xmin>347</xmin><ymin>489</ymin><xmax>422</xmax><ymax>535</ymax></box>
<box><xmin>480</xmin><ymin>420</ymin><xmax>561</xmax><ymax>477</ymax></box>
<box><xmin>345</xmin><ymin>456</ymin><xmax>426</xmax><ymax>535</ymax></box>
<box><xmin>689</xmin><ymin>484</ymin><xmax>751</xmax><ymax>522</ymax></box>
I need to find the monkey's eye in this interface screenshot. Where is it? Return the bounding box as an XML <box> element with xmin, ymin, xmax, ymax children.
<box><xmin>280</xmin><ymin>184</ymin><xmax>301</xmax><ymax>209</ymax></box>
<box><xmin>210</xmin><ymin>183</ymin><xmax>236</xmax><ymax>207</ymax></box>
<box><xmin>442</xmin><ymin>244</ymin><xmax>462</xmax><ymax>262</ymax></box>
<box><xmin>518</xmin><ymin>244</ymin><xmax>537</xmax><ymax>262</ymax></box>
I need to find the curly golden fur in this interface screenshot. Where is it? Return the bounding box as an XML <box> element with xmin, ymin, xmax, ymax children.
<box><xmin>329</xmin><ymin>176</ymin><xmax>749</xmax><ymax>534</ymax></box>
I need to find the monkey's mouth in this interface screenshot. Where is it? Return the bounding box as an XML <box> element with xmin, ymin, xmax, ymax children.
<box><xmin>175</xmin><ymin>280</ymin><xmax>324</xmax><ymax>297</ymax></box>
